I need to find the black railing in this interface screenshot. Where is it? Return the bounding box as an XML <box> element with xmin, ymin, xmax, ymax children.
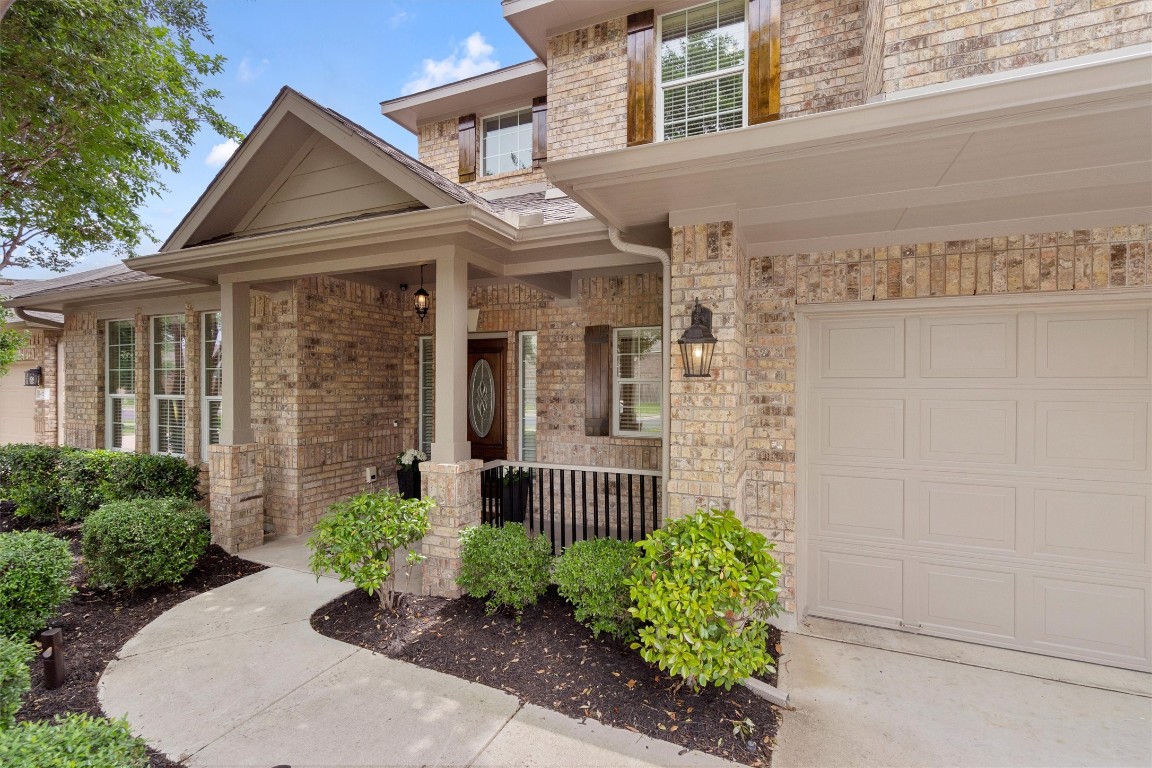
<box><xmin>480</xmin><ymin>461</ymin><xmax>662</xmax><ymax>552</ymax></box>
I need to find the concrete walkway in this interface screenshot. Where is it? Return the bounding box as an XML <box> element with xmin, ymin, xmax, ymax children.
<box><xmin>98</xmin><ymin>544</ymin><xmax>735</xmax><ymax>768</ymax></box>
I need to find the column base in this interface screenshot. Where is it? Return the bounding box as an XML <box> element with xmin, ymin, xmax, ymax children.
<box><xmin>419</xmin><ymin>459</ymin><xmax>482</xmax><ymax>598</ymax></box>
<box><xmin>208</xmin><ymin>443</ymin><xmax>265</xmax><ymax>553</ymax></box>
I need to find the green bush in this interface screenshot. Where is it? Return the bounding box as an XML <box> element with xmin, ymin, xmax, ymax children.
<box><xmin>0</xmin><ymin>531</ymin><xmax>74</xmax><ymax>639</ymax></box>
<box><xmin>57</xmin><ymin>449</ymin><xmax>123</xmax><ymax>522</ymax></box>
<box><xmin>81</xmin><ymin>499</ymin><xmax>209</xmax><ymax>590</ymax></box>
<box><xmin>627</xmin><ymin>509</ymin><xmax>782</xmax><ymax>691</ymax></box>
<box><xmin>0</xmin><ymin>637</ymin><xmax>33</xmax><ymax>730</ymax></box>
<box><xmin>458</xmin><ymin>523</ymin><xmax>552</xmax><ymax>618</ymax></box>
<box><xmin>308</xmin><ymin>490</ymin><xmax>431</xmax><ymax>611</ymax></box>
<box><xmin>0</xmin><ymin>444</ymin><xmax>64</xmax><ymax>523</ymax></box>
<box><xmin>103</xmin><ymin>453</ymin><xmax>201</xmax><ymax>504</ymax></box>
<box><xmin>0</xmin><ymin>713</ymin><xmax>149</xmax><ymax>766</ymax></box>
<box><xmin>552</xmin><ymin>538</ymin><xmax>638</xmax><ymax>641</ymax></box>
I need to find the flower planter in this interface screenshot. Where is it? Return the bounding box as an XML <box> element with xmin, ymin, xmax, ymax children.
<box><xmin>396</xmin><ymin>468</ymin><xmax>421</xmax><ymax>500</ymax></box>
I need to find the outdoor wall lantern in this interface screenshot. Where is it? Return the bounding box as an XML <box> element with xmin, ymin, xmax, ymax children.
<box><xmin>677</xmin><ymin>298</ymin><xmax>716</xmax><ymax>378</ymax></box>
<box><xmin>414</xmin><ymin>264</ymin><xmax>430</xmax><ymax>323</ymax></box>
<box><xmin>24</xmin><ymin>367</ymin><xmax>42</xmax><ymax>387</ymax></box>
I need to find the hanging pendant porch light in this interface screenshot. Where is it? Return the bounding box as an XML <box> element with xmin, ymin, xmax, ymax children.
<box><xmin>414</xmin><ymin>264</ymin><xmax>430</xmax><ymax>323</ymax></box>
<box><xmin>677</xmin><ymin>298</ymin><xmax>717</xmax><ymax>378</ymax></box>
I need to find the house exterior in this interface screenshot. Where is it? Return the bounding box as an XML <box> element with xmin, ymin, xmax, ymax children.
<box><xmin>0</xmin><ymin>279</ymin><xmax>62</xmax><ymax>446</ymax></box>
<box><xmin>7</xmin><ymin>0</ymin><xmax>1150</xmax><ymax>672</ymax></box>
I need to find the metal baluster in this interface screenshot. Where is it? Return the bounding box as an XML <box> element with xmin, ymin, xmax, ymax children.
<box><xmin>549</xmin><ymin>468</ymin><xmax>556</xmax><ymax>548</ymax></box>
<box><xmin>591</xmin><ymin>472</ymin><xmax>599</xmax><ymax>538</ymax></box>
<box><xmin>638</xmin><ymin>476</ymin><xmax>646</xmax><ymax>539</ymax></box>
<box><xmin>628</xmin><ymin>474</ymin><xmax>634</xmax><ymax>541</ymax></box>
<box><xmin>580</xmin><ymin>471</ymin><xmax>587</xmax><ymax>542</ymax></box>
<box><xmin>615</xmin><ymin>473</ymin><xmax>622</xmax><ymax>541</ymax></box>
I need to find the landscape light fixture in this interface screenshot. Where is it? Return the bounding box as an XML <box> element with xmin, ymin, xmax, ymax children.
<box><xmin>677</xmin><ymin>299</ymin><xmax>716</xmax><ymax>378</ymax></box>
<box><xmin>414</xmin><ymin>265</ymin><xmax>430</xmax><ymax>323</ymax></box>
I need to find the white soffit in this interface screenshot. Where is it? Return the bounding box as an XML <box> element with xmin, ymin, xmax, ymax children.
<box><xmin>380</xmin><ymin>60</ymin><xmax>547</xmax><ymax>133</ymax></box>
<box><xmin>545</xmin><ymin>47</ymin><xmax>1152</xmax><ymax>256</ymax></box>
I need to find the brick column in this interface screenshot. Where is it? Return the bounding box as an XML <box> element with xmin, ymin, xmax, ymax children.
<box><xmin>208</xmin><ymin>443</ymin><xmax>264</xmax><ymax>552</ymax></box>
<box><xmin>61</xmin><ymin>312</ymin><xmax>103</xmax><ymax>449</ymax></box>
<box><xmin>420</xmin><ymin>459</ymin><xmax>482</xmax><ymax>598</ymax></box>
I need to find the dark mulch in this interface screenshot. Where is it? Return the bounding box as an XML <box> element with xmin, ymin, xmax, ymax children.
<box><xmin>312</xmin><ymin>588</ymin><xmax>782</xmax><ymax>766</ymax></box>
<box><xmin>6</xmin><ymin>514</ymin><xmax>266</xmax><ymax>768</ymax></box>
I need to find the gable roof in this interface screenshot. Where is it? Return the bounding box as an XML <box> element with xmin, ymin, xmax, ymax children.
<box><xmin>162</xmin><ymin>87</ymin><xmax>496</xmax><ymax>252</ymax></box>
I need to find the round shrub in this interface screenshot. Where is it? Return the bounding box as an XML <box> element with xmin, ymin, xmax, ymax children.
<box><xmin>0</xmin><ymin>637</ymin><xmax>34</xmax><ymax>730</ymax></box>
<box><xmin>81</xmin><ymin>499</ymin><xmax>209</xmax><ymax>590</ymax></box>
<box><xmin>458</xmin><ymin>523</ymin><xmax>552</xmax><ymax>618</ymax></box>
<box><xmin>0</xmin><ymin>444</ymin><xmax>64</xmax><ymax>523</ymax></box>
<box><xmin>627</xmin><ymin>508</ymin><xmax>782</xmax><ymax>691</ymax></box>
<box><xmin>552</xmin><ymin>538</ymin><xmax>638</xmax><ymax>641</ymax></box>
<box><xmin>0</xmin><ymin>713</ymin><xmax>149</xmax><ymax>766</ymax></box>
<box><xmin>0</xmin><ymin>530</ymin><xmax>74</xmax><ymax>639</ymax></box>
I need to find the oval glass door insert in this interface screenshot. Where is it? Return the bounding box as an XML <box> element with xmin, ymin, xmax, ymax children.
<box><xmin>469</xmin><ymin>358</ymin><xmax>495</xmax><ymax>437</ymax></box>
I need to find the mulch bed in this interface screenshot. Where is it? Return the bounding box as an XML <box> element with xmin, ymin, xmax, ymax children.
<box><xmin>5</xmin><ymin>511</ymin><xmax>266</xmax><ymax>768</ymax></box>
<box><xmin>312</xmin><ymin>588</ymin><xmax>783</xmax><ymax>766</ymax></box>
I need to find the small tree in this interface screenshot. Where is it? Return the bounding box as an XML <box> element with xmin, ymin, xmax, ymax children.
<box><xmin>308</xmin><ymin>490</ymin><xmax>431</xmax><ymax>612</ymax></box>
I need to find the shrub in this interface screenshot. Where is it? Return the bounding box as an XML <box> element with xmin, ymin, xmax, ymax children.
<box><xmin>81</xmin><ymin>499</ymin><xmax>209</xmax><ymax>590</ymax></box>
<box><xmin>308</xmin><ymin>490</ymin><xmax>431</xmax><ymax>611</ymax></box>
<box><xmin>103</xmin><ymin>453</ymin><xmax>201</xmax><ymax>504</ymax></box>
<box><xmin>57</xmin><ymin>449</ymin><xmax>124</xmax><ymax>522</ymax></box>
<box><xmin>552</xmin><ymin>538</ymin><xmax>638</xmax><ymax>641</ymax></box>
<box><xmin>627</xmin><ymin>509</ymin><xmax>782</xmax><ymax>691</ymax></box>
<box><xmin>458</xmin><ymin>523</ymin><xmax>552</xmax><ymax>618</ymax></box>
<box><xmin>0</xmin><ymin>531</ymin><xmax>74</xmax><ymax>639</ymax></box>
<box><xmin>0</xmin><ymin>713</ymin><xmax>149</xmax><ymax>766</ymax></box>
<box><xmin>0</xmin><ymin>637</ymin><xmax>33</xmax><ymax>730</ymax></box>
<box><xmin>0</xmin><ymin>444</ymin><xmax>63</xmax><ymax>523</ymax></box>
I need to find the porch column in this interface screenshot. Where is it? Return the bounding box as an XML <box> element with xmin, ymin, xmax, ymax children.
<box><xmin>208</xmin><ymin>280</ymin><xmax>263</xmax><ymax>553</ymax></box>
<box><xmin>431</xmin><ymin>251</ymin><xmax>470</xmax><ymax>463</ymax></box>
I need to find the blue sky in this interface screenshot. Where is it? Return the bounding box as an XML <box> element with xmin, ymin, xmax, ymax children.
<box><xmin>10</xmin><ymin>0</ymin><xmax>534</xmax><ymax>280</ymax></box>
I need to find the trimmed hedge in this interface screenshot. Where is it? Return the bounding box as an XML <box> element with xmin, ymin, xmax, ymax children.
<box><xmin>0</xmin><ymin>444</ymin><xmax>63</xmax><ymax>523</ymax></box>
<box><xmin>0</xmin><ymin>713</ymin><xmax>149</xmax><ymax>767</ymax></box>
<box><xmin>458</xmin><ymin>523</ymin><xmax>552</xmax><ymax>618</ymax></box>
<box><xmin>0</xmin><ymin>637</ymin><xmax>33</xmax><ymax>730</ymax></box>
<box><xmin>552</xmin><ymin>538</ymin><xmax>638</xmax><ymax>641</ymax></box>
<box><xmin>0</xmin><ymin>531</ymin><xmax>74</xmax><ymax>639</ymax></box>
<box><xmin>82</xmin><ymin>499</ymin><xmax>209</xmax><ymax>590</ymax></box>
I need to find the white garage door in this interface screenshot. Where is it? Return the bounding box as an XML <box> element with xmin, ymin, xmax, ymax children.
<box><xmin>0</xmin><ymin>366</ymin><xmax>37</xmax><ymax>445</ymax></box>
<box><xmin>801</xmin><ymin>293</ymin><xmax>1151</xmax><ymax>671</ymax></box>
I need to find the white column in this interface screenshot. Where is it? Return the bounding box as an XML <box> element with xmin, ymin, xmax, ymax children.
<box><xmin>219</xmin><ymin>281</ymin><xmax>253</xmax><ymax>445</ymax></box>
<box><xmin>431</xmin><ymin>251</ymin><xmax>471</xmax><ymax>463</ymax></box>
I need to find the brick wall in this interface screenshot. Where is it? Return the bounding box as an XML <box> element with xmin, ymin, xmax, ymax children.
<box><xmin>881</xmin><ymin>0</ymin><xmax>1152</xmax><ymax>92</ymax></box>
<box><xmin>61</xmin><ymin>312</ymin><xmax>102</xmax><ymax>449</ymax></box>
<box><xmin>417</xmin><ymin>118</ymin><xmax>548</xmax><ymax>193</ymax></box>
<box><xmin>547</xmin><ymin>18</ymin><xmax>629</xmax><ymax>161</ymax></box>
<box><xmin>781</xmin><ymin>0</ymin><xmax>866</xmax><ymax>116</ymax></box>
<box><xmin>16</xmin><ymin>328</ymin><xmax>62</xmax><ymax>446</ymax></box>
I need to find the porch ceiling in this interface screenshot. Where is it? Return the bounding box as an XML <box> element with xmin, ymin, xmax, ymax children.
<box><xmin>545</xmin><ymin>47</ymin><xmax>1152</xmax><ymax>256</ymax></box>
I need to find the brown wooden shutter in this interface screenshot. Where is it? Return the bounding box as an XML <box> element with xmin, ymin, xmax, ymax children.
<box><xmin>747</xmin><ymin>0</ymin><xmax>782</xmax><ymax>124</ymax></box>
<box><xmin>532</xmin><ymin>96</ymin><xmax>547</xmax><ymax>167</ymax></box>
<box><xmin>584</xmin><ymin>325</ymin><xmax>611</xmax><ymax>436</ymax></box>
<box><xmin>626</xmin><ymin>10</ymin><xmax>656</xmax><ymax>147</ymax></box>
<box><xmin>458</xmin><ymin>114</ymin><xmax>477</xmax><ymax>182</ymax></box>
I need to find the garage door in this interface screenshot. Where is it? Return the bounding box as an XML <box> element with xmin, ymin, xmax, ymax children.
<box><xmin>0</xmin><ymin>366</ymin><xmax>36</xmax><ymax>445</ymax></box>
<box><xmin>802</xmin><ymin>293</ymin><xmax>1151</xmax><ymax>671</ymax></box>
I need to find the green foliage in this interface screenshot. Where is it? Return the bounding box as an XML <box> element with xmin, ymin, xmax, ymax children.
<box><xmin>0</xmin><ymin>0</ymin><xmax>242</xmax><ymax>272</ymax></box>
<box><xmin>552</xmin><ymin>538</ymin><xmax>638</xmax><ymax>640</ymax></box>
<box><xmin>458</xmin><ymin>523</ymin><xmax>552</xmax><ymax>619</ymax></box>
<box><xmin>0</xmin><ymin>637</ymin><xmax>33</xmax><ymax>730</ymax></box>
<box><xmin>627</xmin><ymin>509</ymin><xmax>782</xmax><ymax>691</ymax></box>
<box><xmin>0</xmin><ymin>317</ymin><xmax>24</xmax><ymax>378</ymax></box>
<box><xmin>308</xmin><ymin>490</ymin><xmax>431</xmax><ymax>611</ymax></box>
<box><xmin>81</xmin><ymin>499</ymin><xmax>209</xmax><ymax>590</ymax></box>
<box><xmin>0</xmin><ymin>713</ymin><xmax>149</xmax><ymax>767</ymax></box>
<box><xmin>56</xmin><ymin>449</ymin><xmax>122</xmax><ymax>522</ymax></box>
<box><xmin>101</xmin><ymin>452</ymin><xmax>202</xmax><ymax>505</ymax></box>
<box><xmin>0</xmin><ymin>531</ymin><xmax>74</xmax><ymax>639</ymax></box>
<box><xmin>0</xmin><ymin>444</ymin><xmax>64</xmax><ymax>523</ymax></box>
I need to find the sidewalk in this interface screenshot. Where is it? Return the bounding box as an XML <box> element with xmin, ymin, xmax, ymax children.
<box><xmin>98</xmin><ymin>540</ymin><xmax>737</xmax><ymax>768</ymax></box>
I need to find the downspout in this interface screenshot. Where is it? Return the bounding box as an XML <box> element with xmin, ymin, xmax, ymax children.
<box><xmin>608</xmin><ymin>227</ymin><xmax>672</xmax><ymax>502</ymax></box>
<box><xmin>13</xmin><ymin>308</ymin><xmax>64</xmax><ymax>329</ymax></box>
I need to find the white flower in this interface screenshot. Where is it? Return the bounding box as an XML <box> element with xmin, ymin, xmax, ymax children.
<box><xmin>397</xmin><ymin>448</ymin><xmax>428</xmax><ymax>468</ymax></box>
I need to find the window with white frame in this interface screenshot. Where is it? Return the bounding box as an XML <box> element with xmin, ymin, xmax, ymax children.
<box><xmin>106</xmin><ymin>320</ymin><xmax>136</xmax><ymax>451</ymax></box>
<box><xmin>152</xmin><ymin>315</ymin><xmax>186</xmax><ymax>456</ymax></box>
<box><xmin>613</xmin><ymin>327</ymin><xmax>662</xmax><ymax>437</ymax></box>
<box><xmin>418</xmin><ymin>336</ymin><xmax>435</xmax><ymax>456</ymax></box>
<box><xmin>519</xmin><ymin>332</ymin><xmax>538</xmax><ymax>460</ymax></box>
<box><xmin>202</xmin><ymin>312</ymin><xmax>222</xmax><ymax>453</ymax></box>
<box><xmin>481</xmin><ymin>107</ymin><xmax>533</xmax><ymax>176</ymax></box>
<box><xmin>659</xmin><ymin>0</ymin><xmax>747</xmax><ymax>141</ymax></box>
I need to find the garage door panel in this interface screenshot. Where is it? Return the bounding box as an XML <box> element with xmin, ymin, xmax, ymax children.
<box><xmin>0</xmin><ymin>368</ymin><xmax>37</xmax><ymax>445</ymax></box>
<box><xmin>1035</xmin><ymin>309</ymin><xmax>1149</xmax><ymax>379</ymax></box>
<box><xmin>819</xmin><ymin>319</ymin><xmax>905</xmax><ymax>379</ymax></box>
<box><xmin>817</xmin><ymin>473</ymin><xmax>905</xmax><ymax>540</ymax></box>
<box><xmin>814</xmin><ymin>550</ymin><xmax>904</xmax><ymax>624</ymax></box>
<box><xmin>920</xmin><ymin>315</ymin><xmax>1017</xmax><ymax>378</ymax></box>
<box><xmin>1031</xmin><ymin>575</ymin><xmax>1148</xmax><ymax>664</ymax></box>
<box><xmin>1035</xmin><ymin>400</ymin><xmax>1148</xmax><ymax>472</ymax></box>
<box><xmin>819</xmin><ymin>397</ymin><xmax>904</xmax><ymax>459</ymax></box>
<box><xmin>1034</xmin><ymin>489</ymin><xmax>1147</xmax><ymax>566</ymax></box>
<box><xmin>917</xmin><ymin>562</ymin><xmax>1016</xmax><ymax>639</ymax></box>
<box><xmin>920</xmin><ymin>399</ymin><xmax>1017</xmax><ymax>464</ymax></box>
<box><xmin>919</xmin><ymin>481</ymin><xmax>1016</xmax><ymax>552</ymax></box>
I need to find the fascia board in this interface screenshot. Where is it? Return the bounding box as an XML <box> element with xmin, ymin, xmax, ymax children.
<box><xmin>380</xmin><ymin>61</ymin><xmax>547</xmax><ymax>132</ymax></box>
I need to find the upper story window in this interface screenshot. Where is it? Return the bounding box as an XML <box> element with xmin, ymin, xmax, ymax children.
<box><xmin>659</xmin><ymin>0</ymin><xmax>747</xmax><ymax>141</ymax></box>
<box><xmin>481</xmin><ymin>107</ymin><xmax>533</xmax><ymax>176</ymax></box>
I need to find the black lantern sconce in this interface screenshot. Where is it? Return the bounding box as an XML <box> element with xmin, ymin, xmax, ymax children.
<box><xmin>24</xmin><ymin>367</ymin><xmax>43</xmax><ymax>387</ymax></box>
<box><xmin>677</xmin><ymin>299</ymin><xmax>717</xmax><ymax>378</ymax></box>
<box><xmin>414</xmin><ymin>264</ymin><xmax>430</xmax><ymax>323</ymax></box>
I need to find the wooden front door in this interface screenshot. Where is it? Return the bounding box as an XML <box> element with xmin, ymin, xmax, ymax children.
<box><xmin>467</xmin><ymin>338</ymin><xmax>506</xmax><ymax>461</ymax></box>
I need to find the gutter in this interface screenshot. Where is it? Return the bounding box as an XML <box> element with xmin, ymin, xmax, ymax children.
<box><xmin>13</xmin><ymin>308</ymin><xmax>64</xmax><ymax>329</ymax></box>
<box><xmin>607</xmin><ymin>227</ymin><xmax>672</xmax><ymax>505</ymax></box>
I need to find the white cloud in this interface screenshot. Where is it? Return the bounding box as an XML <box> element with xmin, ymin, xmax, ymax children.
<box><xmin>389</xmin><ymin>9</ymin><xmax>407</xmax><ymax>28</ymax></box>
<box><xmin>237</xmin><ymin>57</ymin><xmax>269</xmax><ymax>83</ymax></box>
<box><xmin>401</xmin><ymin>32</ymin><xmax>500</xmax><ymax>95</ymax></box>
<box><xmin>205</xmin><ymin>139</ymin><xmax>240</xmax><ymax>168</ymax></box>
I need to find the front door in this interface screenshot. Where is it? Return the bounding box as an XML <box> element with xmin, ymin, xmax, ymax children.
<box><xmin>467</xmin><ymin>338</ymin><xmax>506</xmax><ymax>461</ymax></box>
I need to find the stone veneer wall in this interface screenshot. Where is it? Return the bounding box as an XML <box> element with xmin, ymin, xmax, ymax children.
<box><xmin>417</xmin><ymin>119</ymin><xmax>549</xmax><ymax>194</ymax></box>
<box><xmin>61</xmin><ymin>312</ymin><xmax>102</xmax><ymax>449</ymax></box>
<box><xmin>740</xmin><ymin>224</ymin><xmax>1150</xmax><ymax>612</ymax></box>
